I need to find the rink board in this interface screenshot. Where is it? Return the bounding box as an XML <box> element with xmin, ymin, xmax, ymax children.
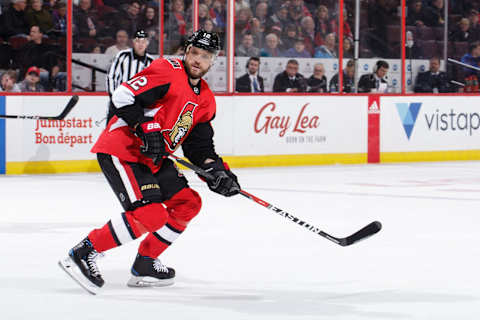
<box><xmin>380</xmin><ymin>96</ymin><xmax>480</xmax><ymax>162</ymax></box>
<box><xmin>0</xmin><ymin>95</ymin><xmax>367</xmax><ymax>174</ymax></box>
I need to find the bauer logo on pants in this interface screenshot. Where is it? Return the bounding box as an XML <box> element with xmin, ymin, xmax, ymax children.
<box><xmin>395</xmin><ymin>102</ymin><xmax>422</xmax><ymax>140</ymax></box>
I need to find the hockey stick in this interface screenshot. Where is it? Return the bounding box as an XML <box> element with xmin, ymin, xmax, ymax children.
<box><xmin>168</xmin><ymin>154</ymin><xmax>382</xmax><ymax>246</ymax></box>
<box><xmin>0</xmin><ymin>95</ymin><xmax>79</xmax><ymax>120</ymax></box>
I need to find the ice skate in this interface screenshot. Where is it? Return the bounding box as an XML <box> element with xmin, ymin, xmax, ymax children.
<box><xmin>127</xmin><ymin>254</ymin><xmax>175</xmax><ymax>287</ymax></box>
<box><xmin>58</xmin><ymin>237</ymin><xmax>105</xmax><ymax>295</ymax></box>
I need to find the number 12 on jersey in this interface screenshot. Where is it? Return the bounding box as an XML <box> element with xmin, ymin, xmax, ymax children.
<box><xmin>127</xmin><ymin>76</ymin><xmax>148</xmax><ymax>91</ymax></box>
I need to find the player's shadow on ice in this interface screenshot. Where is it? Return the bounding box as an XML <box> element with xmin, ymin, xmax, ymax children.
<box><xmin>23</xmin><ymin>145</ymin><xmax>56</xmax><ymax>174</ymax></box>
<box><xmin>100</xmin><ymin>277</ymin><xmax>478</xmax><ymax>319</ymax></box>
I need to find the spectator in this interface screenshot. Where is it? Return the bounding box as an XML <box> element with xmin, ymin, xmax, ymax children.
<box><xmin>146</xmin><ymin>28</ymin><xmax>159</xmax><ymax>54</ymax></box>
<box><xmin>234</xmin><ymin>7</ymin><xmax>253</xmax><ymax>40</ymax></box>
<box><xmin>449</xmin><ymin>18</ymin><xmax>476</xmax><ymax>42</ymax></box>
<box><xmin>25</xmin><ymin>0</ymin><xmax>54</xmax><ymax>34</ymax></box>
<box><xmin>198</xmin><ymin>3</ymin><xmax>210</xmax><ymax>28</ymax></box>
<box><xmin>358</xmin><ymin>60</ymin><xmax>390</xmax><ymax>93</ymax></box>
<box><xmin>254</xmin><ymin>1</ymin><xmax>268</xmax><ymax>26</ymax></box>
<box><xmin>290</xmin><ymin>0</ymin><xmax>311</xmax><ymax>17</ymax></box>
<box><xmin>331</xmin><ymin>9</ymin><xmax>353</xmax><ymax>41</ymax></box>
<box><xmin>414</xmin><ymin>57</ymin><xmax>451</xmax><ymax>93</ymax></box>
<box><xmin>273</xmin><ymin>59</ymin><xmax>307</xmax><ymax>92</ymax></box>
<box><xmin>281</xmin><ymin>24</ymin><xmax>299</xmax><ymax>52</ymax></box>
<box><xmin>1</xmin><ymin>0</ymin><xmax>29</xmax><ymax>38</ymax></box>
<box><xmin>406</xmin><ymin>0</ymin><xmax>426</xmax><ymax>27</ymax></box>
<box><xmin>235</xmin><ymin>56</ymin><xmax>264</xmax><ymax>93</ymax></box>
<box><xmin>307</xmin><ymin>63</ymin><xmax>327</xmax><ymax>92</ymax></box>
<box><xmin>266</xmin><ymin>4</ymin><xmax>288</xmax><ymax>34</ymax></box>
<box><xmin>51</xmin><ymin>1</ymin><xmax>66</xmax><ymax>36</ymax></box>
<box><xmin>19</xmin><ymin>66</ymin><xmax>45</xmax><ymax>92</ymax></box>
<box><xmin>314</xmin><ymin>5</ymin><xmax>332</xmax><ymax>44</ymax></box>
<box><xmin>468</xmin><ymin>9</ymin><xmax>480</xmax><ymax>35</ymax></box>
<box><xmin>343</xmin><ymin>37</ymin><xmax>354</xmax><ymax>58</ymax></box>
<box><xmin>104</xmin><ymin>29</ymin><xmax>130</xmax><ymax>61</ymax></box>
<box><xmin>137</xmin><ymin>5</ymin><xmax>158</xmax><ymax>33</ymax></box>
<box><xmin>423</xmin><ymin>0</ymin><xmax>444</xmax><ymax>27</ymax></box>
<box><xmin>0</xmin><ymin>69</ymin><xmax>21</xmax><ymax>92</ymax></box>
<box><xmin>288</xmin><ymin>3</ymin><xmax>304</xmax><ymax>28</ymax></box>
<box><xmin>260</xmin><ymin>33</ymin><xmax>283</xmax><ymax>57</ymax></box>
<box><xmin>236</xmin><ymin>32</ymin><xmax>260</xmax><ymax>57</ymax></box>
<box><xmin>203</xmin><ymin>19</ymin><xmax>215</xmax><ymax>33</ymax></box>
<box><xmin>300</xmin><ymin>16</ymin><xmax>318</xmax><ymax>56</ymax></box>
<box><xmin>460</xmin><ymin>41</ymin><xmax>480</xmax><ymax>78</ymax></box>
<box><xmin>314</xmin><ymin>33</ymin><xmax>336</xmax><ymax>58</ymax></box>
<box><xmin>73</xmin><ymin>0</ymin><xmax>99</xmax><ymax>39</ymax></box>
<box><xmin>285</xmin><ymin>37</ymin><xmax>311</xmax><ymax>58</ymax></box>
<box><xmin>165</xmin><ymin>0</ymin><xmax>187</xmax><ymax>52</ymax></box>
<box><xmin>115</xmin><ymin>0</ymin><xmax>141</xmax><ymax>37</ymax></box>
<box><xmin>248</xmin><ymin>17</ymin><xmax>265</xmax><ymax>49</ymax></box>
<box><xmin>210</xmin><ymin>0</ymin><xmax>226</xmax><ymax>30</ymax></box>
<box><xmin>329</xmin><ymin>59</ymin><xmax>356</xmax><ymax>93</ymax></box>
<box><xmin>235</xmin><ymin>0</ymin><xmax>250</xmax><ymax>14</ymax></box>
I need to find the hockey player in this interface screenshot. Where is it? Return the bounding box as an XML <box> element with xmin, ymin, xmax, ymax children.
<box><xmin>59</xmin><ymin>30</ymin><xmax>241</xmax><ymax>294</ymax></box>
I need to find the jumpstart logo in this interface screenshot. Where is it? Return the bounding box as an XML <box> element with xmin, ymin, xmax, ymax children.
<box><xmin>395</xmin><ymin>102</ymin><xmax>422</xmax><ymax>139</ymax></box>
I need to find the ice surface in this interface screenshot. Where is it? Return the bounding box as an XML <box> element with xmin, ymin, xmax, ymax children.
<box><xmin>1</xmin><ymin>161</ymin><xmax>479</xmax><ymax>319</ymax></box>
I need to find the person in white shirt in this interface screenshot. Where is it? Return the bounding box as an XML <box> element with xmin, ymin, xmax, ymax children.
<box><xmin>104</xmin><ymin>29</ymin><xmax>130</xmax><ymax>62</ymax></box>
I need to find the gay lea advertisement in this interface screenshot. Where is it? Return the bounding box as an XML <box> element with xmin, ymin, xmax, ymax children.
<box><xmin>229</xmin><ymin>96</ymin><xmax>367</xmax><ymax>155</ymax></box>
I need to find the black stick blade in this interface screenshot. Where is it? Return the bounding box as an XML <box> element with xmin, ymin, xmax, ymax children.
<box><xmin>50</xmin><ymin>95</ymin><xmax>79</xmax><ymax>120</ymax></box>
<box><xmin>340</xmin><ymin>221</ymin><xmax>382</xmax><ymax>246</ymax></box>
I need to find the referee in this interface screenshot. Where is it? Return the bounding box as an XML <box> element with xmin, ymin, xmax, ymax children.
<box><xmin>105</xmin><ymin>29</ymin><xmax>155</xmax><ymax>122</ymax></box>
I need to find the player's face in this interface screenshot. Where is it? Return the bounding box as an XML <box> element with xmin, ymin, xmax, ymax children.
<box><xmin>184</xmin><ymin>46</ymin><xmax>214</xmax><ymax>79</ymax></box>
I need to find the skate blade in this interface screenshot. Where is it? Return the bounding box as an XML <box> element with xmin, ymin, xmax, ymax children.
<box><xmin>127</xmin><ymin>275</ymin><xmax>174</xmax><ymax>288</ymax></box>
<box><xmin>58</xmin><ymin>256</ymin><xmax>100</xmax><ymax>295</ymax></box>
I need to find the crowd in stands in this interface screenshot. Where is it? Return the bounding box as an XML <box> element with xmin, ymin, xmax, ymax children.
<box><xmin>2</xmin><ymin>0</ymin><xmax>480</xmax><ymax>92</ymax></box>
<box><xmin>0</xmin><ymin>0</ymin><xmax>66</xmax><ymax>92</ymax></box>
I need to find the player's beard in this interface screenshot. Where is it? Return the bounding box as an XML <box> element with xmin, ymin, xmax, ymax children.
<box><xmin>184</xmin><ymin>60</ymin><xmax>210</xmax><ymax>79</ymax></box>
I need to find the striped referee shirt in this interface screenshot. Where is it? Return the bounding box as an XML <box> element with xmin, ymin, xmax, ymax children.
<box><xmin>106</xmin><ymin>48</ymin><xmax>155</xmax><ymax>96</ymax></box>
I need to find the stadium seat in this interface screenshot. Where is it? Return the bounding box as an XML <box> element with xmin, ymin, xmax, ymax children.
<box><xmin>418</xmin><ymin>40</ymin><xmax>438</xmax><ymax>58</ymax></box>
<box><xmin>386</xmin><ymin>25</ymin><xmax>401</xmax><ymax>44</ymax></box>
<box><xmin>454</xmin><ymin>41</ymin><xmax>469</xmax><ymax>58</ymax></box>
<box><xmin>8</xmin><ymin>36</ymin><xmax>29</xmax><ymax>50</ymax></box>
<box><xmin>416</xmin><ymin>26</ymin><xmax>434</xmax><ymax>40</ymax></box>
<box><xmin>432</xmin><ymin>27</ymin><xmax>445</xmax><ymax>41</ymax></box>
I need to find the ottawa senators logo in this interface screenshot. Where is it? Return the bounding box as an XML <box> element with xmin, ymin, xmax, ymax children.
<box><xmin>162</xmin><ymin>102</ymin><xmax>198</xmax><ymax>151</ymax></box>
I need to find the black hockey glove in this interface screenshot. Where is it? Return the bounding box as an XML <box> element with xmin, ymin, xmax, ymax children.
<box><xmin>202</xmin><ymin>158</ymin><xmax>240</xmax><ymax>197</ymax></box>
<box><xmin>135</xmin><ymin>117</ymin><xmax>168</xmax><ymax>164</ymax></box>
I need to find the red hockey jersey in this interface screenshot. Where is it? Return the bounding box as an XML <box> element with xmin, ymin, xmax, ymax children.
<box><xmin>92</xmin><ymin>57</ymin><xmax>217</xmax><ymax>170</ymax></box>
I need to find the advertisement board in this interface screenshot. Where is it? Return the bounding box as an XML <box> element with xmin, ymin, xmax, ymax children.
<box><xmin>381</xmin><ymin>96</ymin><xmax>480</xmax><ymax>152</ymax></box>
<box><xmin>228</xmin><ymin>96</ymin><xmax>367</xmax><ymax>155</ymax></box>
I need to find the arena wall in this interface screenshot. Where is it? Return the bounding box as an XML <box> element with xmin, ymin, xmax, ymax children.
<box><xmin>0</xmin><ymin>94</ymin><xmax>479</xmax><ymax>174</ymax></box>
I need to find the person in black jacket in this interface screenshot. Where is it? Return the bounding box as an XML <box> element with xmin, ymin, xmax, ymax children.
<box><xmin>1</xmin><ymin>0</ymin><xmax>29</xmax><ymax>38</ymax></box>
<box><xmin>414</xmin><ymin>57</ymin><xmax>451</xmax><ymax>93</ymax></box>
<box><xmin>358</xmin><ymin>60</ymin><xmax>389</xmax><ymax>93</ymax></box>
<box><xmin>306</xmin><ymin>63</ymin><xmax>327</xmax><ymax>92</ymax></box>
<box><xmin>235</xmin><ymin>57</ymin><xmax>264</xmax><ymax>92</ymax></box>
<box><xmin>329</xmin><ymin>59</ymin><xmax>355</xmax><ymax>93</ymax></box>
<box><xmin>273</xmin><ymin>59</ymin><xmax>306</xmax><ymax>92</ymax></box>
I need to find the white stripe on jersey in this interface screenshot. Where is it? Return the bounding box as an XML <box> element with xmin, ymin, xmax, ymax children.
<box><xmin>106</xmin><ymin>48</ymin><xmax>154</xmax><ymax>96</ymax></box>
